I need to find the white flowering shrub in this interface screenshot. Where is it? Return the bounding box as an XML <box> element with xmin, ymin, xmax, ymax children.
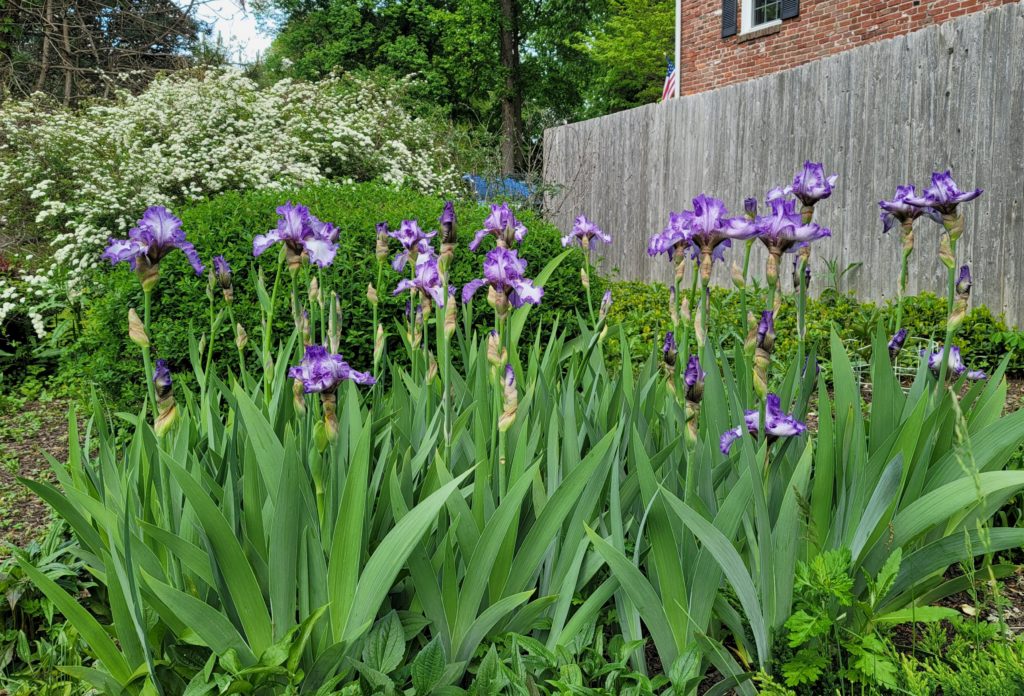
<box><xmin>0</xmin><ymin>68</ymin><xmax>461</xmax><ymax>331</ymax></box>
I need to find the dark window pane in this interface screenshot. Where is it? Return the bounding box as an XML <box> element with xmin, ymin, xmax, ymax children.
<box><xmin>753</xmin><ymin>0</ymin><xmax>780</xmax><ymax>25</ymax></box>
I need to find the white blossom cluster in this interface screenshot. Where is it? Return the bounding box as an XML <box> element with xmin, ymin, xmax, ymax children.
<box><xmin>0</xmin><ymin>69</ymin><xmax>460</xmax><ymax>329</ymax></box>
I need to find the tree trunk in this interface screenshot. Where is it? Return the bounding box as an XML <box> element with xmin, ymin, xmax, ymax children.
<box><xmin>62</xmin><ymin>6</ymin><xmax>73</xmax><ymax>106</ymax></box>
<box><xmin>35</xmin><ymin>0</ymin><xmax>54</xmax><ymax>93</ymax></box>
<box><xmin>498</xmin><ymin>0</ymin><xmax>523</xmax><ymax>176</ymax></box>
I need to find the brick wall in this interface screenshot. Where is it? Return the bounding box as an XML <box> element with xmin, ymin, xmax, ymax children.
<box><xmin>680</xmin><ymin>0</ymin><xmax>1019</xmax><ymax>94</ymax></box>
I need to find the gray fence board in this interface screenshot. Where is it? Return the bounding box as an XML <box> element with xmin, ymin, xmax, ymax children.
<box><xmin>543</xmin><ymin>2</ymin><xmax>1024</xmax><ymax>326</ymax></box>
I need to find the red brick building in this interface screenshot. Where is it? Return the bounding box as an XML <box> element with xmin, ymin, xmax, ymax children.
<box><xmin>678</xmin><ymin>0</ymin><xmax>1019</xmax><ymax>95</ymax></box>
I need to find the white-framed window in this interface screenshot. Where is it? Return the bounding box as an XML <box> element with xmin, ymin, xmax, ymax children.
<box><xmin>742</xmin><ymin>0</ymin><xmax>783</xmax><ymax>33</ymax></box>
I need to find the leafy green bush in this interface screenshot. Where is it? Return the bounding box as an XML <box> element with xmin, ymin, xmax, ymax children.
<box><xmin>605</xmin><ymin>284</ymin><xmax>1020</xmax><ymax>376</ymax></box>
<box><xmin>70</xmin><ymin>182</ymin><xmax>584</xmax><ymax>407</ymax></box>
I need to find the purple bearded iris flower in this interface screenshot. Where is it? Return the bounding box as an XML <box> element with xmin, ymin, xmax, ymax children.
<box><xmin>103</xmin><ymin>206</ymin><xmax>204</xmax><ymax>287</ymax></box>
<box><xmin>684</xmin><ymin>355</ymin><xmax>706</xmax><ymax>403</ymax></box>
<box><xmin>393</xmin><ymin>254</ymin><xmax>449</xmax><ymax>307</ymax></box>
<box><xmin>663</xmin><ymin>331</ymin><xmax>677</xmax><ymax>367</ymax></box>
<box><xmin>686</xmin><ymin>195</ymin><xmax>758</xmax><ymax>279</ymax></box>
<box><xmin>470</xmin><ymin>203</ymin><xmax>528</xmax><ymax>252</ymax></box>
<box><xmin>213</xmin><ymin>255</ymin><xmax>231</xmax><ymax>287</ymax></box>
<box><xmin>562</xmin><ymin>214</ymin><xmax>612</xmax><ymax>250</ymax></box>
<box><xmin>288</xmin><ymin>344</ymin><xmax>375</xmax><ymax>393</ymax></box>
<box><xmin>743</xmin><ymin>197</ymin><xmax>758</xmax><ymax>219</ymax></box>
<box><xmin>153</xmin><ymin>359</ymin><xmax>173</xmax><ymax>396</ymax></box>
<box><xmin>956</xmin><ymin>264</ymin><xmax>972</xmax><ymax>295</ymax></box>
<box><xmin>888</xmin><ymin>328</ymin><xmax>908</xmax><ymax>359</ymax></box>
<box><xmin>252</xmin><ymin>202</ymin><xmax>338</xmax><ymax>269</ymax></box>
<box><xmin>904</xmin><ymin>171</ymin><xmax>982</xmax><ymax>216</ymax></box>
<box><xmin>923</xmin><ymin>345</ymin><xmax>966</xmax><ymax>377</ymax></box>
<box><xmin>790</xmin><ymin>161</ymin><xmax>839</xmax><ymax>207</ymax></box>
<box><xmin>753</xmin><ymin>197</ymin><xmax>831</xmax><ymax>255</ymax></box>
<box><xmin>462</xmin><ymin>247</ymin><xmax>543</xmax><ymax>313</ymax></box>
<box><xmin>648</xmin><ymin>211</ymin><xmax>693</xmax><ymax>259</ymax></box>
<box><xmin>879</xmin><ymin>185</ymin><xmax>940</xmax><ymax>233</ymax></box>
<box><xmin>719</xmin><ymin>393</ymin><xmax>807</xmax><ymax>455</ymax></box>
<box><xmin>389</xmin><ymin>219</ymin><xmax>437</xmax><ymax>272</ymax></box>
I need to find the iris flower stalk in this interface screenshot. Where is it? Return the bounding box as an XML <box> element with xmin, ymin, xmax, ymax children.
<box><xmin>905</xmin><ymin>172</ymin><xmax>982</xmax><ymax>386</ymax></box>
<box><xmin>371</xmin><ymin>221</ymin><xmax>390</xmax><ymax>375</ymax></box>
<box><xmin>879</xmin><ymin>186</ymin><xmax>937</xmax><ymax>331</ymax></box>
<box><xmin>787</xmin><ymin>162</ymin><xmax>837</xmax><ymax>352</ymax></box>
<box><xmin>436</xmin><ymin>203</ymin><xmax>457</xmax><ymax>469</ymax></box>
<box><xmin>648</xmin><ymin>211</ymin><xmax>693</xmax><ymax>356</ymax></box>
<box><xmin>103</xmin><ymin>206</ymin><xmax>203</xmax><ymax>418</ymax></box>
<box><xmin>563</xmin><ymin>214</ymin><xmax>611</xmax><ymax>325</ymax></box>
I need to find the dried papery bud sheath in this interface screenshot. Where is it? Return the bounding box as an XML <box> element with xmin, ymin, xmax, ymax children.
<box><xmin>128</xmin><ymin>308</ymin><xmax>149</xmax><ymax>348</ymax></box>
<box><xmin>487</xmin><ymin>330</ymin><xmax>507</xmax><ymax>368</ymax></box>
<box><xmin>498</xmin><ymin>364</ymin><xmax>518</xmax><ymax>432</ymax></box>
<box><xmin>367</xmin><ymin>282</ymin><xmax>378</xmax><ymax>306</ymax></box>
<box><xmin>373</xmin><ymin>324</ymin><xmax>385</xmax><ymax>364</ymax></box>
<box><xmin>153</xmin><ymin>360</ymin><xmax>178</xmax><ymax>437</ymax></box>
<box><xmin>743</xmin><ymin>312</ymin><xmax>758</xmax><ymax>355</ymax></box>
<box><xmin>426</xmin><ymin>353</ymin><xmax>438</xmax><ymax>384</ymax></box>
<box><xmin>730</xmin><ymin>262</ymin><xmax>745</xmax><ymax>289</ymax></box>
<box><xmin>235</xmin><ymin>323</ymin><xmax>248</xmax><ymax>351</ymax></box>
<box><xmin>765</xmin><ymin>249</ymin><xmax>781</xmax><ymax>289</ymax></box>
<box><xmin>598</xmin><ymin>290</ymin><xmax>612</xmax><ymax>322</ymax></box>
<box><xmin>674</xmin><ymin>253</ymin><xmax>686</xmax><ymax>282</ymax></box>
<box><xmin>136</xmin><ymin>255</ymin><xmax>160</xmax><ymax>293</ymax></box>
<box><xmin>293</xmin><ymin>377</ymin><xmax>306</xmax><ymax>414</ymax></box>
<box><xmin>444</xmin><ymin>296</ymin><xmax>457</xmax><ymax>339</ymax></box>
<box><xmin>949</xmin><ymin>265</ymin><xmax>972</xmax><ymax>332</ymax></box>
<box><xmin>580</xmin><ymin>266</ymin><xmax>590</xmax><ymax>289</ymax></box>
<box><xmin>309</xmin><ymin>276</ymin><xmax>321</xmax><ymax>308</ymax></box>
<box><xmin>938</xmin><ymin>235</ymin><xmax>956</xmax><ymax>270</ymax></box>
<box><xmin>669</xmin><ymin>287</ymin><xmax>678</xmax><ymax>325</ymax></box>
<box><xmin>320</xmin><ymin>391</ymin><xmax>338</xmax><ymax>440</ymax></box>
<box><xmin>753</xmin><ymin>311</ymin><xmax>775</xmax><ymax>398</ymax></box>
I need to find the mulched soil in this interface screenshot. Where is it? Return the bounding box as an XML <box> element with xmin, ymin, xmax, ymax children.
<box><xmin>0</xmin><ymin>399</ymin><xmax>72</xmax><ymax>554</ymax></box>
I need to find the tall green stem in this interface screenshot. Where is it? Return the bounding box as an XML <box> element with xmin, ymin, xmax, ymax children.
<box><xmin>262</xmin><ymin>254</ymin><xmax>285</xmax><ymax>406</ymax></box>
<box><xmin>141</xmin><ymin>290</ymin><xmax>158</xmax><ymax>421</ymax></box>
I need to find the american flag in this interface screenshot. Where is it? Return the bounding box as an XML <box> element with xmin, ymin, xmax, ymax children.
<box><xmin>661</xmin><ymin>58</ymin><xmax>678</xmax><ymax>102</ymax></box>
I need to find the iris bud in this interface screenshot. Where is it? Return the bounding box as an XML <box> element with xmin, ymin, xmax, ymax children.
<box><xmin>128</xmin><ymin>308</ymin><xmax>149</xmax><ymax>348</ymax></box>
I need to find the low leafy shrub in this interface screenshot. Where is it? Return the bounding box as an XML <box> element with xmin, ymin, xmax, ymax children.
<box><xmin>605</xmin><ymin>284</ymin><xmax>1020</xmax><ymax>377</ymax></box>
<box><xmin>69</xmin><ymin>183</ymin><xmax>583</xmax><ymax>407</ymax></box>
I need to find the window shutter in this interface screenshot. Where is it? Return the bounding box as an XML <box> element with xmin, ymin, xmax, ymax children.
<box><xmin>722</xmin><ymin>0</ymin><xmax>737</xmax><ymax>37</ymax></box>
<box><xmin>781</xmin><ymin>0</ymin><xmax>799</xmax><ymax>20</ymax></box>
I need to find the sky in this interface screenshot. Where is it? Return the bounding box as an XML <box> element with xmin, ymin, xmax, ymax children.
<box><xmin>192</xmin><ymin>0</ymin><xmax>276</xmax><ymax>63</ymax></box>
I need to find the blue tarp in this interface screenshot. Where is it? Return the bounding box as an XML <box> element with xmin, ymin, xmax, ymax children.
<box><xmin>463</xmin><ymin>174</ymin><xmax>534</xmax><ymax>203</ymax></box>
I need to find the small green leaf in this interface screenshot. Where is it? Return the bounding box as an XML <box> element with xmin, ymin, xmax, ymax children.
<box><xmin>412</xmin><ymin>637</ymin><xmax>446</xmax><ymax>694</ymax></box>
<box><xmin>363</xmin><ymin>611</ymin><xmax>406</xmax><ymax>674</ymax></box>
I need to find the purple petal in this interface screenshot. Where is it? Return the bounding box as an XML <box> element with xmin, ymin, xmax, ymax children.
<box><xmin>177</xmin><ymin>241</ymin><xmax>205</xmax><ymax>275</ymax></box>
<box><xmin>303</xmin><ymin>238</ymin><xmax>337</xmax><ymax>268</ymax></box>
<box><xmin>102</xmin><ymin>238</ymin><xmax>145</xmax><ymax>266</ymax></box>
<box><xmin>253</xmin><ymin>231</ymin><xmax>281</xmax><ymax>257</ymax></box>
<box><xmin>461</xmin><ymin>278</ymin><xmax>487</xmax><ymax>304</ymax></box>
<box><xmin>720</xmin><ymin>426</ymin><xmax>743</xmax><ymax>455</ymax></box>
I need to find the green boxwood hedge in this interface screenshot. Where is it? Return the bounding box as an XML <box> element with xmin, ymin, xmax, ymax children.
<box><xmin>70</xmin><ymin>182</ymin><xmax>585</xmax><ymax>407</ymax></box>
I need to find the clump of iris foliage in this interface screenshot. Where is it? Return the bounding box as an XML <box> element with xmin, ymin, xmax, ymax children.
<box><xmin>13</xmin><ymin>163</ymin><xmax>1024</xmax><ymax>695</ymax></box>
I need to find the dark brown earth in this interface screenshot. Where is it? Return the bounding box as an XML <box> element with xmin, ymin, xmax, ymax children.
<box><xmin>0</xmin><ymin>399</ymin><xmax>72</xmax><ymax>553</ymax></box>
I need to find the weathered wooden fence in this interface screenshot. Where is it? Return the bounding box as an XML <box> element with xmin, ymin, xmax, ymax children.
<box><xmin>543</xmin><ymin>2</ymin><xmax>1024</xmax><ymax>325</ymax></box>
